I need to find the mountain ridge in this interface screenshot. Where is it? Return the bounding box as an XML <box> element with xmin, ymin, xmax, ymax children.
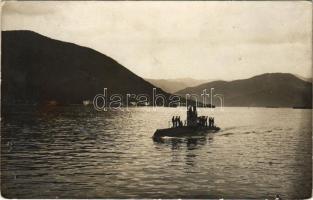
<box><xmin>176</xmin><ymin>73</ymin><xmax>312</xmax><ymax>107</ymax></box>
<box><xmin>145</xmin><ymin>78</ymin><xmax>213</xmax><ymax>93</ymax></box>
<box><xmin>1</xmin><ymin>30</ymin><xmax>172</xmax><ymax>106</ymax></box>
<box><xmin>2</xmin><ymin>30</ymin><xmax>311</xmax><ymax>108</ymax></box>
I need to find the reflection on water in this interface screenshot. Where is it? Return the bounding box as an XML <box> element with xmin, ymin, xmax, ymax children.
<box><xmin>153</xmin><ymin>136</ymin><xmax>209</xmax><ymax>150</ymax></box>
<box><xmin>1</xmin><ymin>106</ymin><xmax>312</xmax><ymax>198</ymax></box>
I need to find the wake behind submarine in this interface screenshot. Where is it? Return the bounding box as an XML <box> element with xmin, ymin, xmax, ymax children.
<box><xmin>153</xmin><ymin>105</ymin><xmax>220</xmax><ymax>140</ymax></box>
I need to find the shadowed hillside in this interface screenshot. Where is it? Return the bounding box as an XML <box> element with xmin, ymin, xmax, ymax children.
<box><xmin>1</xmin><ymin>30</ymin><xmax>174</xmax><ymax>106</ymax></box>
<box><xmin>176</xmin><ymin>73</ymin><xmax>312</xmax><ymax>108</ymax></box>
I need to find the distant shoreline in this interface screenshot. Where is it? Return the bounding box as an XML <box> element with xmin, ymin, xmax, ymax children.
<box><xmin>2</xmin><ymin>104</ymin><xmax>312</xmax><ymax>109</ymax></box>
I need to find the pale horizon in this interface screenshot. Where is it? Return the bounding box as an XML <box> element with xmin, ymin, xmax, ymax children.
<box><xmin>2</xmin><ymin>1</ymin><xmax>312</xmax><ymax>80</ymax></box>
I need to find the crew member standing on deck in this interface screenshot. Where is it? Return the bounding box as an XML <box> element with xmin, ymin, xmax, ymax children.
<box><xmin>209</xmin><ymin>117</ymin><xmax>212</xmax><ymax>127</ymax></box>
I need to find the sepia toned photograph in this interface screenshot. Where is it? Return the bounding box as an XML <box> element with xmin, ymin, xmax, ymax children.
<box><xmin>1</xmin><ymin>1</ymin><xmax>312</xmax><ymax>199</ymax></box>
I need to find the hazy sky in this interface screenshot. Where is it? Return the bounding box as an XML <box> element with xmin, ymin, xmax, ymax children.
<box><xmin>2</xmin><ymin>1</ymin><xmax>312</xmax><ymax>80</ymax></box>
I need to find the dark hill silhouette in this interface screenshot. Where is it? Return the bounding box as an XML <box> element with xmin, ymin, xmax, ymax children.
<box><xmin>2</xmin><ymin>30</ymin><xmax>178</xmax><ymax>106</ymax></box>
<box><xmin>176</xmin><ymin>73</ymin><xmax>312</xmax><ymax>108</ymax></box>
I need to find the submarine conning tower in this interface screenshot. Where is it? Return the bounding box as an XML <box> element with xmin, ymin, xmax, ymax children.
<box><xmin>187</xmin><ymin>105</ymin><xmax>198</xmax><ymax>127</ymax></box>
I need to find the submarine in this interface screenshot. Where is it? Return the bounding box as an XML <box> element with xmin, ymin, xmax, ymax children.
<box><xmin>153</xmin><ymin>105</ymin><xmax>220</xmax><ymax>139</ymax></box>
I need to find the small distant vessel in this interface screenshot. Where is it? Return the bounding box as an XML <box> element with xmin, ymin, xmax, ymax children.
<box><xmin>83</xmin><ymin>100</ymin><xmax>92</xmax><ymax>106</ymax></box>
<box><xmin>153</xmin><ymin>105</ymin><xmax>220</xmax><ymax>139</ymax></box>
<box><xmin>45</xmin><ymin>100</ymin><xmax>58</xmax><ymax>106</ymax></box>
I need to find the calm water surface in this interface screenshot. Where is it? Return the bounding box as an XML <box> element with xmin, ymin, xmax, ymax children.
<box><xmin>1</xmin><ymin>106</ymin><xmax>312</xmax><ymax>198</ymax></box>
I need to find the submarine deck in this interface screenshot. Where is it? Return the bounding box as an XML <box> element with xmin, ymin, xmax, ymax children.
<box><xmin>153</xmin><ymin>126</ymin><xmax>220</xmax><ymax>139</ymax></box>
